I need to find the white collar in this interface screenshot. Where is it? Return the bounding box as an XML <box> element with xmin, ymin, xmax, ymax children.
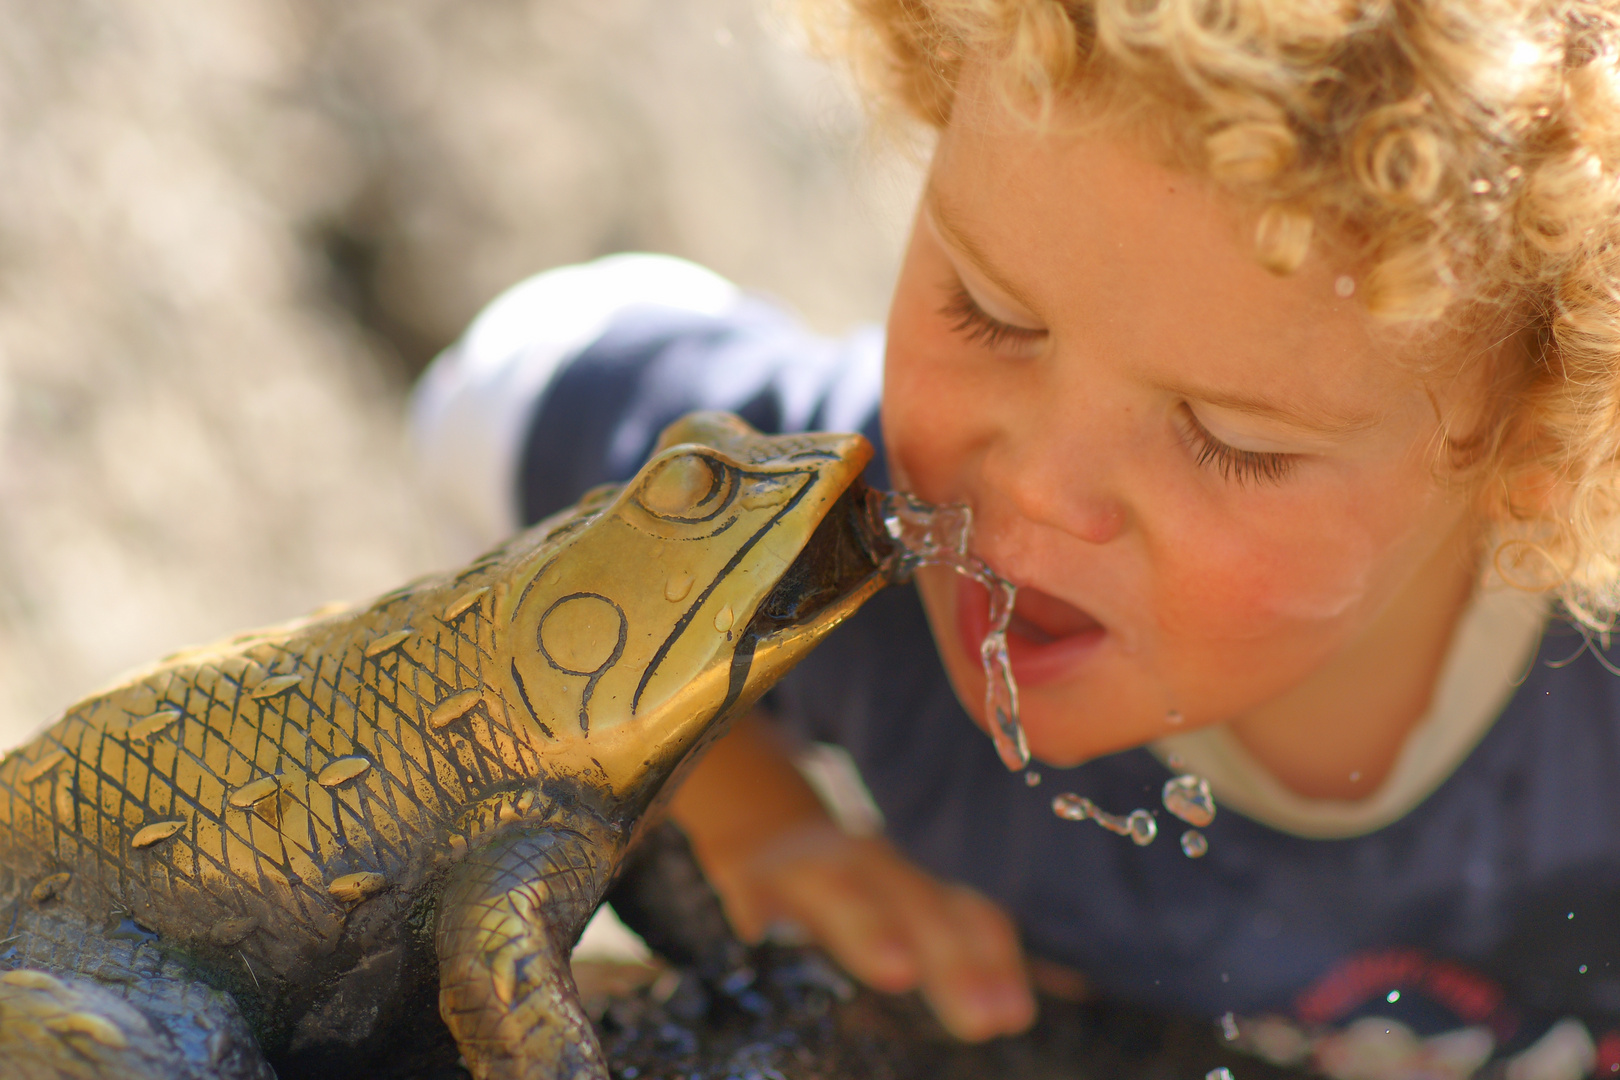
<box><xmin>1151</xmin><ymin>585</ymin><xmax>1549</xmax><ymax>839</ymax></box>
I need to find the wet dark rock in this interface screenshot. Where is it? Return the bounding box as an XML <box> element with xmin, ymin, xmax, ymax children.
<box><xmin>342</xmin><ymin>823</ymin><xmax>1311</xmax><ymax>1079</ymax></box>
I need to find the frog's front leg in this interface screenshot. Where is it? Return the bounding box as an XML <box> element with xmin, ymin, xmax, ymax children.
<box><xmin>436</xmin><ymin>824</ymin><xmax>613</xmax><ymax>1080</ymax></box>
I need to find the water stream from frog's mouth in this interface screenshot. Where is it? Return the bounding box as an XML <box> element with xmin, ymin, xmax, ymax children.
<box><xmin>873</xmin><ymin>492</ymin><xmax>1217</xmax><ymax>854</ymax></box>
<box><xmin>876</xmin><ymin>492</ymin><xmax>1028</xmax><ymax>772</ymax></box>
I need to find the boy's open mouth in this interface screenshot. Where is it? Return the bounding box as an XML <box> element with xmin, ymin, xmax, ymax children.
<box><xmin>955</xmin><ymin>576</ymin><xmax>1106</xmax><ymax>688</ymax></box>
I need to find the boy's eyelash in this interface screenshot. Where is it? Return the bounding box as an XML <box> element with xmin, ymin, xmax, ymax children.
<box><xmin>1179</xmin><ymin>406</ymin><xmax>1297</xmax><ymax>485</ymax></box>
<box><xmin>939</xmin><ymin>282</ymin><xmax>1046</xmax><ymax>351</ymax></box>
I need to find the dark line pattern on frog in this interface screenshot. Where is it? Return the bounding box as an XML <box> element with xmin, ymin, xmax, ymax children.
<box><xmin>0</xmin><ymin>411</ymin><xmax>893</xmax><ymax>1080</ymax></box>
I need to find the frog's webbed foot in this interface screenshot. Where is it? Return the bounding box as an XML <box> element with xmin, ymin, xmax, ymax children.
<box><xmin>437</xmin><ymin>825</ymin><xmax>611</xmax><ymax>1080</ymax></box>
<box><xmin>0</xmin><ymin>967</ymin><xmax>272</xmax><ymax>1080</ymax></box>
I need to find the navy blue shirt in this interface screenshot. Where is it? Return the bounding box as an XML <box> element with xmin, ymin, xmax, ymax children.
<box><xmin>504</xmin><ymin>295</ymin><xmax>1620</xmax><ymax>1068</ymax></box>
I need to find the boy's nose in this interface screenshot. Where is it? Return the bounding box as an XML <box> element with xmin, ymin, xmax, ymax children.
<box><xmin>982</xmin><ymin>436</ymin><xmax>1127</xmax><ymax>548</ymax></box>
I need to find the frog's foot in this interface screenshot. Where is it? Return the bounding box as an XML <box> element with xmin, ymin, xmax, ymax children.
<box><xmin>437</xmin><ymin>825</ymin><xmax>611</xmax><ymax>1080</ymax></box>
<box><xmin>0</xmin><ymin>968</ymin><xmax>273</xmax><ymax>1080</ymax></box>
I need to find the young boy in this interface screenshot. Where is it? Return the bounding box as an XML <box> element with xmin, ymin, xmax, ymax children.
<box><xmin>413</xmin><ymin>1</ymin><xmax>1620</xmax><ymax>1074</ymax></box>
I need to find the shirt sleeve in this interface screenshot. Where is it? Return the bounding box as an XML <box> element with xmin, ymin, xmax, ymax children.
<box><xmin>410</xmin><ymin>253</ymin><xmax>886</xmax><ymax>549</ymax></box>
<box><xmin>407</xmin><ymin>253</ymin><xmax>746</xmax><ymax>559</ymax></box>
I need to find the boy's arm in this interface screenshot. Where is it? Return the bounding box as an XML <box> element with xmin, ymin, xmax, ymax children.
<box><xmin>669</xmin><ymin>712</ymin><xmax>1037</xmax><ymax>1042</ymax></box>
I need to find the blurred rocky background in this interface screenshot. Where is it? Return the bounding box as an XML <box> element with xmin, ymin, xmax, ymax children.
<box><xmin>0</xmin><ymin>0</ymin><xmax>918</xmax><ymax>749</ymax></box>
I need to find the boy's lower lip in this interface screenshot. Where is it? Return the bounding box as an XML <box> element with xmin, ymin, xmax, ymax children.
<box><xmin>955</xmin><ymin>576</ymin><xmax>1106</xmax><ymax>688</ymax></box>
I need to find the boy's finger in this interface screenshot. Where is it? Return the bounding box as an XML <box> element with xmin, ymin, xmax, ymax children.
<box><xmin>778</xmin><ymin>865</ymin><xmax>919</xmax><ymax>992</ymax></box>
<box><xmin>948</xmin><ymin>886</ymin><xmax>1027</xmax><ymax>972</ymax></box>
<box><xmin>907</xmin><ymin>886</ymin><xmax>1035</xmax><ymax>1041</ymax></box>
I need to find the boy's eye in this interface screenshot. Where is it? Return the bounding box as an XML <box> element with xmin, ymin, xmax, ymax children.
<box><xmin>939</xmin><ymin>280</ymin><xmax>1046</xmax><ymax>353</ymax></box>
<box><xmin>1177</xmin><ymin>405</ymin><xmax>1297</xmax><ymax>485</ymax></box>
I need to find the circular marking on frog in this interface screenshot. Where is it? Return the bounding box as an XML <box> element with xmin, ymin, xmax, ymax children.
<box><xmin>227</xmin><ymin>776</ymin><xmax>281</xmax><ymax>810</ymax></box>
<box><xmin>126</xmin><ymin>709</ymin><xmax>182</xmax><ymax>743</ymax></box>
<box><xmin>249</xmin><ymin>674</ymin><xmax>304</xmax><ymax>700</ymax></box>
<box><xmin>363</xmin><ymin>629</ymin><xmax>413</xmax><ymax>659</ymax></box>
<box><xmin>317</xmin><ymin>756</ymin><xmax>372</xmax><ymax>787</ymax></box>
<box><xmin>328</xmin><ymin>871</ymin><xmax>388</xmax><ymax>904</ymax></box>
<box><xmin>132</xmin><ymin>820</ymin><xmax>186</xmax><ymax>849</ymax></box>
<box><xmin>537</xmin><ymin>593</ymin><xmax>628</xmax><ymax>735</ymax></box>
<box><xmin>20</xmin><ymin>750</ymin><xmax>67</xmax><ymax>785</ymax></box>
<box><xmin>31</xmin><ymin>872</ymin><xmax>70</xmax><ymax>905</ymax></box>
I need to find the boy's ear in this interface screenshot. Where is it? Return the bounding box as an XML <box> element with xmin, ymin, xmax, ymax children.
<box><xmin>1480</xmin><ymin>460</ymin><xmax>1571</xmax><ymax>527</ymax></box>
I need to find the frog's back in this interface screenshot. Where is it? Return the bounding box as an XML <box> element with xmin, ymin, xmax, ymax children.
<box><xmin>0</xmin><ymin>520</ymin><xmax>570</xmax><ymax>977</ymax></box>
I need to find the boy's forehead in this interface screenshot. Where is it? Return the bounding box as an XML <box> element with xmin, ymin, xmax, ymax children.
<box><xmin>927</xmin><ymin>92</ymin><xmax>1489</xmax><ymax>425</ymax></box>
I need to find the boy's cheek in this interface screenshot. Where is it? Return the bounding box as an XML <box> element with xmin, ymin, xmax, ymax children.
<box><xmin>1153</xmin><ymin>532</ymin><xmax>1377</xmax><ymax>640</ymax></box>
<box><xmin>1147</xmin><ymin>472</ymin><xmax>1435</xmax><ymax>640</ymax></box>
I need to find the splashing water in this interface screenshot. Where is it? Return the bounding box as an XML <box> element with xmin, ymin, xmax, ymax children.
<box><xmin>1052</xmin><ymin>794</ymin><xmax>1157</xmax><ymax>846</ymax></box>
<box><xmin>875</xmin><ymin>492</ymin><xmax>1215</xmax><ymax>851</ymax></box>
<box><xmin>1163</xmin><ymin>775</ymin><xmax>1217</xmax><ymax>828</ymax></box>
<box><xmin>1180</xmin><ymin>829</ymin><xmax>1209</xmax><ymax>858</ymax></box>
<box><xmin>879</xmin><ymin>493</ymin><xmax>1028</xmax><ymax>770</ymax></box>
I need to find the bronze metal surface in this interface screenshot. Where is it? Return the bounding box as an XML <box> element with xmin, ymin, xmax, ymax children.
<box><xmin>0</xmin><ymin>412</ymin><xmax>892</xmax><ymax>1079</ymax></box>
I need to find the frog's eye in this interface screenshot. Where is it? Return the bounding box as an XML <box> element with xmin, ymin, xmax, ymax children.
<box><xmin>636</xmin><ymin>453</ymin><xmax>733</xmax><ymax>522</ymax></box>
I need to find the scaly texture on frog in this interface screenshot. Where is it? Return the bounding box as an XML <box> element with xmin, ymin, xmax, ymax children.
<box><xmin>0</xmin><ymin>412</ymin><xmax>892</xmax><ymax>1080</ymax></box>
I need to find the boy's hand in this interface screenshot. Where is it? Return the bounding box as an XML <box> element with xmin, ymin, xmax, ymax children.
<box><xmin>669</xmin><ymin>714</ymin><xmax>1036</xmax><ymax>1042</ymax></box>
<box><xmin>710</xmin><ymin>822</ymin><xmax>1036</xmax><ymax>1042</ymax></box>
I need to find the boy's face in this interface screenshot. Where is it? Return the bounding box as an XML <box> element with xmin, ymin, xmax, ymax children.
<box><xmin>883</xmin><ymin>80</ymin><xmax>1491</xmax><ymax>768</ymax></box>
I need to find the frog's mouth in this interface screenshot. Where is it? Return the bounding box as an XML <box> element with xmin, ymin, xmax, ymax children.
<box><xmin>742</xmin><ymin>479</ymin><xmax>897</xmax><ymax>659</ymax></box>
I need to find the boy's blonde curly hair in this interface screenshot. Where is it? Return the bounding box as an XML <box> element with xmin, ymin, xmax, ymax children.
<box><xmin>812</xmin><ymin>0</ymin><xmax>1620</xmax><ymax>626</ymax></box>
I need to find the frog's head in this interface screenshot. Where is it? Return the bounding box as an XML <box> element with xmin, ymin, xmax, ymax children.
<box><xmin>493</xmin><ymin>412</ymin><xmax>894</xmax><ymax>819</ymax></box>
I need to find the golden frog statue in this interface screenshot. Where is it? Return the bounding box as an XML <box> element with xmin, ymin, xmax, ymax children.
<box><xmin>0</xmin><ymin>412</ymin><xmax>893</xmax><ymax>1080</ymax></box>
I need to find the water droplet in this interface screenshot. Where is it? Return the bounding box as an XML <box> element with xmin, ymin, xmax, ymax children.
<box><xmin>1163</xmin><ymin>774</ymin><xmax>1216</xmax><ymax>827</ymax></box>
<box><xmin>1581</xmin><ymin>964</ymin><xmax>1589</xmax><ymax>974</ymax></box>
<box><xmin>1024</xmin><ymin>770</ymin><xmax>1041</xmax><ymax>786</ymax></box>
<box><xmin>1207</xmin><ymin>1068</ymin><xmax>1235</xmax><ymax>1080</ymax></box>
<box><xmin>713</xmin><ymin>605</ymin><xmax>734</xmax><ymax>632</ymax></box>
<box><xmin>1052</xmin><ymin>793</ymin><xmax>1092</xmax><ymax>821</ymax></box>
<box><xmin>1165</xmin><ymin>710</ymin><xmax>1185</xmax><ymax>725</ymax></box>
<box><xmin>1052</xmin><ymin>792</ymin><xmax>1157</xmax><ymax>845</ymax></box>
<box><xmin>879</xmin><ymin>493</ymin><xmax>1028</xmax><ymax>770</ymax></box>
<box><xmin>1334</xmin><ymin>275</ymin><xmax>1356</xmax><ymax>298</ymax></box>
<box><xmin>664</xmin><ymin>572</ymin><xmax>694</xmax><ymax>602</ymax></box>
<box><xmin>1181</xmin><ymin>829</ymin><xmax>1208</xmax><ymax>858</ymax></box>
<box><xmin>1471</xmin><ymin>178</ymin><xmax>1492</xmax><ymax>194</ymax></box>
<box><xmin>1569</xmin><ymin>911</ymin><xmax>1576</xmax><ymax>920</ymax></box>
<box><xmin>1220</xmin><ymin>1012</ymin><xmax>1239</xmax><ymax>1040</ymax></box>
<box><xmin>1386</xmin><ymin>990</ymin><xmax>1400</xmax><ymax>1003</ymax></box>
